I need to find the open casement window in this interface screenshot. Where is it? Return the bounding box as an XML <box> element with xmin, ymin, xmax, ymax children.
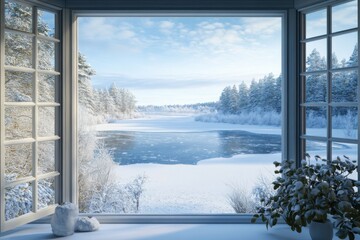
<box><xmin>300</xmin><ymin>0</ymin><xmax>360</xmax><ymax>180</ymax></box>
<box><xmin>0</xmin><ymin>0</ymin><xmax>62</xmax><ymax>231</ymax></box>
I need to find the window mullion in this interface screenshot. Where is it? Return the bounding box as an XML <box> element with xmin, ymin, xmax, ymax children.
<box><xmin>326</xmin><ymin>5</ymin><xmax>332</xmax><ymax>163</ymax></box>
<box><xmin>0</xmin><ymin>0</ymin><xmax>6</xmax><ymax>230</ymax></box>
<box><xmin>32</xmin><ymin>6</ymin><xmax>39</xmax><ymax>214</ymax></box>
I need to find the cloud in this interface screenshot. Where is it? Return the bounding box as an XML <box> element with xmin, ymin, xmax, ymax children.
<box><xmin>160</xmin><ymin>21</ymin><xmax>175</xmax><ymax>29</ymax></box>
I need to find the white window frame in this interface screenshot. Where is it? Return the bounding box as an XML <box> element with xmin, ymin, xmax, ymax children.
<box><xmin>0</xmin><ymin>0</ymin><xmax>63</xmax><ymax>231</ymax></box>
<box><xmin>71</xmin><ymin>10</ymin><xmax>290</xmax><ymax>223</ymax></box>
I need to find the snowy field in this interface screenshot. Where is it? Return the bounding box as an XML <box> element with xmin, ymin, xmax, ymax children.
<box><xmin>95</xmin><ymin>114</ymin><xmax>357</xmax><ymax>214</ymax></box>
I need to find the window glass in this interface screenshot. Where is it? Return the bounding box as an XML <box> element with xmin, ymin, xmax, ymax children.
<box><xmin>305</xmin><ymin>74</ymin><xmax>327</xmax><ymax>102</ymax></box>
<box><xmin>38</xmin><ymin>107</ymin><xmax>56</xmax><ymax>137</ymax></box>
<box><xmin>5</xmin><ymin>144</ymin><xmax>33</xmax><ymax>181</ymax></box>
<box><xmin>5</xmin><ymin>32</ymin><xmax>33</xmax><ymax>68</ymax></box>
<box><xmin>332</xmin><ymin>32</ymin><xmax>358</xmax><ymax>68</ymax></box>
<box><xmin>5</xmin><ymin>106</ymin><xmax>33</xmax><ymax>140</ymax></box>
<box><xmin>37</xmin><ymin>177</ymin><xmax>56</xmax><ymax>209</ymax></box>
<box><xmin>38</xmin><ymin>39</ymin><xmax>56</xmax><ymax>71</ymax></box>
<box><xmin>5</xmin><ymin>71</ymin><xmax>33</xmax><ymax>102</ymax></box>
<box><xmin>332</xmin><ymin>107</ymin><xmax>358</xmax><ymax>139</ymax></box>
<box><xmin>305</xmin><ymin>106</ymin><xmax>327</xmax><ymax>137</ymax></box>
<box><xmin>305</xmin><ymin>9</ymin><xmax>327</xmax><ymax>39</ymax></box>
<box><xmin>78</xmin><ymin>16</ymin><xmax>282</xmax><ymax>214</ymax></box>
<box><xmin>332</xmin><ymin>70</ymin><xmax>358</xmax><ymax>102</ymax></box>
<box><xmin>38</xmin><ymin>10</ymin><xmax>56</xmax><ymax>38</ymax></box>
<box><xmin>332</xmin><ymin>0</ymin><xmax>358</xmax><ymax>33</ymax></box>
<box><xmin>305</xmin><ymin>139</ymin><xmax>327</xmax><ymax>164</ymax></box>
<box><xmin>38</xmin><ymin>74</ymin><xmax>57</xmax><ymax>102</ymax></box>
<box><xmin>5</xmin><ymin>0</ymin><xmax>32</xmax><ymax>33</ymax></box>
<box><xmin>306</xmin><ymin>39</ymin><xmax>327</xmax><ymax>72</ymax></box>
<box><xmin>38</xmin><ymin>141</ymin><xmax>56</xmax><ymax>174</ymax></box>
<box><xmin>332</xmin><ymin>142</ymin><xmax>358</xmax><ymax>180</ymax></box>
<box><xmin>5</xmin><ymin>182</ymin><xmax>33</xmax><ymax>220</ymax></box>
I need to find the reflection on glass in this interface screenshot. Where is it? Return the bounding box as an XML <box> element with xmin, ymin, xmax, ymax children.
<box><xmin>38</xmin><ymin>107</ymin><xmax>56</xmax><ymax>137</ymax></box>
<box><xmin>305</xmin><ymin>140</ymin><xmax>327</xmax><ymax>165</ymax></box>
<box><xmin>38</xmin><ymin>177</ymin><xmax>56</xmax><ymax>209</ymax></box>
<box><xmin>5</xmin><ymin>182</ymin><xmax>33</xmax><ymax>220</ymax></box>
<box><xmin>5</xmin><ymin>0</ymin><xmax>32</xmax><ymax>32</ymax></box>
<box><xmin>5</xmin><ymin>71</ymin><xmax>33</xmax><ymax>102</ymax></box>
<box><xmin>332</xmin><ymin>142</ymin><xmax>358</xmax><ymax>180</ymax></box>
<box><xmin>38</xmin><ymin>40</ymin><xmax>56</xmax><ymax>71</ymax></box>
<box><xmin>39</xmin><ymin>74</ymin><xmax>56</xmax><ymax>102</ymax></box>
<box><xmin>306</xmin><ymin>39</ymin><xmax>327</xmax><ymax>72</ymax></box>
<box><xmin>38</xmin><ymin>141</ymin><xmax>56</xmax><ymax>174</ymax></box>
<box><xmin>5</xmin><ymin>32</ymin><xmax>32</xmax><ymax>68</ymax></box>
<box><xmin>305</xmin><ymin>9</ymin><xmax>327</xmax><ymax>39</ymax></box>
<box><xmin>305</xmin><ymin>106</ymin><xmax>327</xmax><ymax>137</ymax></box>
<box><xmin>332</xmin><ymin>107</ymin><xmax>358</xmax><ymax>139</ymax></box>
<box><xmin>305</xmin><ymin>74</ymin><xmax>327</xmax><ymax>102</ymax></box>
<box><xmin>5</xmin><ymin>106</ymin><xmax>33</xmax><ymax>140</ymax></box>
<box><xmin>332</xmin><ymin>70</ymin><xmax>358</xmax><ymax>102</ymax></box>
<box><xmin>38</xmin><ymin>10</ymin><xmax>56</xmax><ymax>37</ymax></box>
<box><xmin>5</xmin><ymin>144</ymin><xmax>33</xmax><ymax>181</ymax></box>
<box><xmin>332</xmin><ymin>0</ymin><xmax>358</xmax><ymax>33</ymax></box>
<box><xmin>332</xmin><ymin>32</ymin><xmax>358</xmax><ymax>68</ymax></box>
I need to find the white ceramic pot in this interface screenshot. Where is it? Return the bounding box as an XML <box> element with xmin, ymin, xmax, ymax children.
<box><xmin>309</xmin><ymin>220</ymin><xmax>333</xmax><ymax>240</ymax></box>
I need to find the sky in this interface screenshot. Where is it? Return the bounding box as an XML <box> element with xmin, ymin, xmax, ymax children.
<box><xmin>78</xmin><ymin>17</ymin><xmax>283</xmax><ymax>105</ymax></box>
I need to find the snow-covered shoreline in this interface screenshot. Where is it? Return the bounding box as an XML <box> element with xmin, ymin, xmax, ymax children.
<box><xmin>96</xmin><ymin>114</ymin><xmax>282</xmax><ymax>135</ymax></box>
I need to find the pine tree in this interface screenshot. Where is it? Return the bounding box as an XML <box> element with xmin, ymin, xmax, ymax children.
<box><xmin>238</xmin><ymin>81</ymin><xmax>248</xmax><ymax>113</ymax></box>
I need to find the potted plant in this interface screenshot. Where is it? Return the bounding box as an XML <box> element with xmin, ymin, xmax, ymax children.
<box><xmin>251</xmin><ymin>154</ymin><xmax>360</xmax><ymax>240</ymax></box>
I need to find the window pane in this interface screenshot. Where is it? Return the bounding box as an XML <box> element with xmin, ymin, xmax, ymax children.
<box><xmin>38</xmin><ymin>141</ymin><xmax>56</xmax><ymax>174</ymax></box>
<box><xmin>305</xmin><ymin>9</ymin><xmax>327</xmax><ymax>39</ymax></box>
<box><xmin>38</xmin><ymin>107</ymin><xmax>56</xmax><ymax>137</ymax></box>
<box><xmin>332</xmin><ymin>32</ymin><xmax>358</xmax><ymax>68</ymax></box>
<box><xmin>306</xmin><ymin>39</ymin><xmax>327</xmax><ymax>72</ymax></box>
<box><xmin>332</xmin><ymin>0</ymin><xmax>358</xmax><ymax>33</ymax></box>
<box><xmin>332</xmin><ymin>70</ymin><xmax>358</xmax><ymax>102</ymax></box>
<box><xmin>38</xmin><ymin>177</ymin><xmax>56</xmax><ymax>210</ymax></box>
<box><xmin>305</xmin><ymin>74</ymin><xmax>327</xmax><ymax>102</ymax></box>
<box><xmin>39</xmin><ymin>74</ymin><xmax>57</xmax><ymax>102</ymax></box>
<box><xmin>5</xmin><ymin>0</ymin><xmax>32</xmax><ymax>33</ymax></box>
<box><xmin>305</xmin><ymin>106</ymin><xmax>327</xmax><ymax>137</ymax></box>
<box><xmin>38</xmin><ymin>39</ymin><xmax>55</xmax><ymax>71</ymax></box>
<box><xmin>305</xmin><ymin>139</ymin><xmax>327</xmax><ymax>164</ymax></box>
<box><xmin>332</xmin><ymin>107</ymin><xmax>358</xmax><ymax>139</ymax></box>
<box><xmin>5</xmin><ymin>106</ymin><xmax>33</xmax><ymax>140</ymax></box>
<box><xmin>5</xmin><ymin>32</ymin><xmax>33</xmax><ymax>68</ymax></box>
<box><xmin>5</xmin><ymin>71</ymin><xmax>33</xmax><ymax>102</ymax></box>
<box><xmin>38</xmin><ymin>10</ymin><xmax>55</xmax><ymax>38</ymax></box>
<box><xmin>332</xmin><ymin>142</ymin><xmax>358</xmax><ymax>180</ymax></box>
<box><xmin>5</xmin><ymin>144</ymin><xmax>33</xmax><ymax>181</ymax></box>
<box><xmin>5</xmin><ymin>182</ymin><xmax>33</xmax><ymax>221</ymax></box>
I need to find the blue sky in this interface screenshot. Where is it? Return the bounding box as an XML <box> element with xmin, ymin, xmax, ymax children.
<box><xmin>79</xmin><ymin>17</ymin><xmax>282</xmax><ymax>105</ymax></box>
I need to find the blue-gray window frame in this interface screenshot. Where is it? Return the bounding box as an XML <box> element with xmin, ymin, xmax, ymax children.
<box><xmin>69</xmin><ymin>10</ymin><xmax>292</xmax><ymax>223</ymax></box>
<box><xmin>298</xmin><ymin>0</ymin><xmax>360</xmax><ymax>181</ymax></box>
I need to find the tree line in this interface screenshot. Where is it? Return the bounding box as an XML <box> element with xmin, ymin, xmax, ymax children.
<box><xmin>218</xmin><ymin>44</ymin><xmax>358</xmax><ymax>116</ymax></box>
<box><xmin>78</xmin><ymin>53</ymin><xmax>136</xmax><ymax>121</ymax></box>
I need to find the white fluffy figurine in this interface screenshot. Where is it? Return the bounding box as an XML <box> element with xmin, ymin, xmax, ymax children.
<box><xmin>51</xmin><ymin>202</ymin><xmax>79</xmax><ymax>237</ymax></box>
<box><xmin>75</xmin><ymin>216</ymin><xmax>100</xmax><ymax>232</ymax></box>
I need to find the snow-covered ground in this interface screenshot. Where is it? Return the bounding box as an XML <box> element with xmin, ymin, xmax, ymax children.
<box><xmin>112</xmin><ymin>153</ymin><xmax>277</xmax><ymax>214</ymax></box>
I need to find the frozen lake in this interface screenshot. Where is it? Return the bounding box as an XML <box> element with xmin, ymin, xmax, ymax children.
<box><xmin>98</xmin><ymin>130</ymin><xmax>281</xmax><ymax>165</ymax></box>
